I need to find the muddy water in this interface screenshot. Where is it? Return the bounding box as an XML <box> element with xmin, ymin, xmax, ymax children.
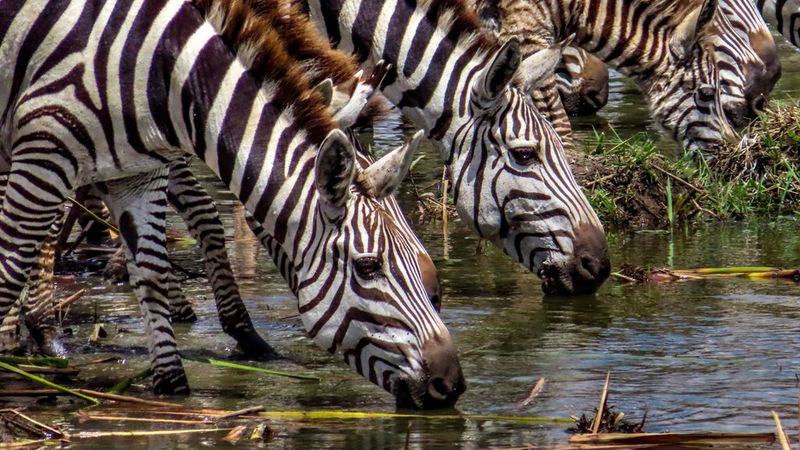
<box><xmin>3</xmin><ymin>42</ymin><xmax>800</xmax><ymax>450</ymax></box>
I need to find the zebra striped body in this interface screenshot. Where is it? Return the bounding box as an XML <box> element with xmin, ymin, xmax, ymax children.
<box><xmin>2</xmin><ymin>0</ymin><xmax>390</xmax><ymax>358</ymax></box>
<box><xmin>537</xmin><ymin>0</ymin><xmax>780</xmax><ymax>120</ymax></box>
<box><xmin>307</xmin><ymin>0</ymin><xmax>611</xmax><ymax>295</ymax></box>
<box><xmin>760</xmin><ymin>0</ymin><xmax>800</xmax><ymax>47</ymax></box>
<box><xmin>0</xmin><ymin>0</ymin><xmax>464</xmax><ymax>406</ymax></box>
<box><xmin>487</xmin><ymin>0</ymin><xmax>771</xmax><ymax>151</ymax></box>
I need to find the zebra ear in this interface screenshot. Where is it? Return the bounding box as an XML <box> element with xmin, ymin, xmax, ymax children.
<box><xmin>670</xmin><ymin>0</ymin><xmax>717</xmax><ymax>61</ymax></box>
<box><xmin>316</xmin><ymin>129</ymin><xmax>356</xmax><ymax>219</ymax></box>
<box><xmin>313</xmin><ymin>79</ymin><xmax>334</xmax><ymax>107</ymax></box>
<box><xmin>359</xmin><ymin>130</ymin><xmax>424</xmax><ymax>199</ymax></box>
<box><xmin>513</xmin><ymin>40</ymin><xmax>570</xmax><ymax>94</ymax></box>
<box><xmin>476</xmin><ymin>38</ymin><xmax>521</xmax><ymax>103</ymax></box>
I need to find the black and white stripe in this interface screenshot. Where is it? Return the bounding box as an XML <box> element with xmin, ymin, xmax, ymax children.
<box><xmin>307</xmin><ymin>0</ymin><xmax>611</xmax><ymax>295</ymax></box>
<box><xmin>484</xmin><ymin>0</ymin><xmax>771</xmax><ymax>151</ymax></box>
<box><xmin>0</xmin><ymin>0</ymin><xmax>463</xmax><ymax>407</ymax></box>
<box><xmin>758</xmin><ymin>0</ymin><xmax>800</xmax><ymax>47</ymax></box>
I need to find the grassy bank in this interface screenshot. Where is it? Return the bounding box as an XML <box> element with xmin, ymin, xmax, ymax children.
<box><xmin>573</xmin><ymin>102</ymin><xmax>800</xmax><ymax>229</ymax></box>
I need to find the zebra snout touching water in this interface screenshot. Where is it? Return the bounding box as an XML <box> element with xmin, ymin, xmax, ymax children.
<box><xmin>0</xmin><ymin>0</ymin><xmax>464</xmax><ymax>404</ymax></box>
<box><xmin>308</xmin><ymin>0</ymin><xmax>611</xmax><ymax>295</ymax></box>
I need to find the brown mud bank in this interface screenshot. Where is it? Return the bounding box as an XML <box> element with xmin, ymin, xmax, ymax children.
<box><xmin>569</xmin><ymin>102</ymin><xmax>800</xmax><ymax>229</ymax></box>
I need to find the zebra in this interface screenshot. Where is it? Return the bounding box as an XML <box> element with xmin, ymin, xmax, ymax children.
<box><xmin>539</xmin><ymin>0</ymin><xmax>781</xmax><ymax>122</ymax></box>
<box><xmin>0</xmin><ymin>8</ymin><xmax>392</xmax><ymax>357</ymax></box>
<box><xmin>478</xmin><ymin>0</ymin><xmax>772</xmax><ymax>152</ymax></box>
<box><xmin>473</xmin><ymin>0</ymin><xmax>609</xmax><ymax>116</ymax></box>
<box><xmin>555</xmin><ymin>47</ymin><xmax>610</xmax><ymax>116</ymax></box>
<box><xmin>0</xmin><ymin>0</ymin><xmax>466</xmax><ymax>407</ymax></box>
<box><xmin>760</xmin><ymin>0</ymin><xmax>800</xmax><ymax>47</ymax></box>
<box><xmin>305</xmin><ymin>0</ymin><xmax>612</xmax><ymax>295</ymax></box>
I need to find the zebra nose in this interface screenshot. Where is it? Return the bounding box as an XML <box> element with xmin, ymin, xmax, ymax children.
<box><xmin>541</xmin><ymin>223</ymin><xmax>610</xmax><ymax>295</ymax></box>
<box><xmin>569</xmin><ymin>223</ymin><xmax>610</xmax><ymax>294</ymax></box>
<box><xmin>420</xmin><ymin>333</ymin><xmax>465</xmax><ymax>409</ymax></box>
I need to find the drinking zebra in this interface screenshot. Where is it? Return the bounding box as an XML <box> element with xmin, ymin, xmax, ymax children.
<box><xmin>0</xmin><ymin>5</ymin><xmax>393</xmax><ymax>359</ymax></box>
<box><xmin>476</xmin><ymin>0</ymin><xmax>771</xmax><ymax>151</ymax></box>
<box><xmin>0</xmin><ymin>0</ymin><xmax>465</xmax><ymax>406</ymax></box>
<box><xmin>306</xmin><ymin>0</ymin><xmax>611</xmax><ymax>295</ymax></box>
<box><xmin>532</xmin><ymin>0</ymin><xmax>782</xmax><ymax>122</ymax></box>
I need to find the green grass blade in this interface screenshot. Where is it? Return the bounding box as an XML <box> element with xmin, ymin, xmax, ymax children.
<box><xmin>0</xmin><ymin>360</ymin><xmax>100</xmax><ymax>405</ymax></box>
<box><xmin>180</xmin><ymin>354</ymin><xmax>320</xmax><ymax>381</ymax></box>
<box><xmin>108</xmin><ymin>367</ymin><xmax>154</xmax><ymax>395</ymax></box>
<box><xmin>666</xmin><ymin>177</ymin><xmax>674</xmax><ymax>226</ymax></box>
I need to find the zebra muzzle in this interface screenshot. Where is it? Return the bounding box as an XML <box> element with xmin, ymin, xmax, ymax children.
<box><xmin>394</xmin><ymin>334</ymin><xmax>465</xmax><ymax>410</ymax></box>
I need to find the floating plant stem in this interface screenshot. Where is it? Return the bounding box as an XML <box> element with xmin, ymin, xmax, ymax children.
<box><xmin>0</xmin><ymin>361</ymin><xmax>99</xmax><ymax>405</ymax></box>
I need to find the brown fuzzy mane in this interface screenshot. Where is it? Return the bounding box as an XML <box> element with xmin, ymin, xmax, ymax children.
<box><xmin>418</xmin><ymin>0</ymin><xmax>499</xmax><ymax>51</ymax></box>
<box><xmin>192</xmin><ymin>0</ymin><xmax>334</xmax><ymax>142</ymax></box>
<box><xmin>249</xmin><ymin>0</ymin><xmax>359</xmax><ymax>85</ymax></box>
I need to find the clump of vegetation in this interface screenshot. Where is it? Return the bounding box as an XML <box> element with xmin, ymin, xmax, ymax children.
<box><xmin>575</xmin><ymin>101</ymin><xmax>800</xmax><ymax>228</ymax></box>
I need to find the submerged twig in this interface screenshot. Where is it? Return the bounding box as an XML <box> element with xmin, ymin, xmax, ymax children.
<box><xmin>77</xmin><ymin>428</ymin><xmax>232</xmax><ymax>439</ymax></box>
<box><xmin>569</xmin><ymin>431</ymin><xmax>775</xmax><ymax>447</ymax></box>
<box><xmin>77</xmin><ymin>413</ymin><xmax>207</xmax><ymax>425</ymax></box>
<box><xmin>773</xmin><ymin>410</ymin><xmax>792</xmax><ymax>450</ymax></box>
<box><xmin>515</xmin><ymin>378</ymin><xmax>545</xmax><ymax>411</ymax></box>
<box><xmin>216</xmin><ymin>406</ymin><xmax>266</xmax><ymax>421</ymax></box>
<box><xmin>0</xmin><ymin>361</ymin><xmax>99</xmax><ymax>405</ymax></box>
<box><xmin>0</xmin><ymin>357</ymin><xmax>68</xmax><ymax>369</ymax></box>
<box><xmin>0</xmin><ymin>389</ymin><xmax>180</xmax><ymax>408</ymax></box>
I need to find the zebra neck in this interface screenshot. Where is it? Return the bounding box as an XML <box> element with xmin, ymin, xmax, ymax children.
<box><xmin>308</xmin><ymin>0</ymin><xmax>486</xmax><ymax>154</ymax></box>
<box><xmin>166</xmin><ymin>18</ymin><xmax>326</xmax><ymax>264</ymax></box>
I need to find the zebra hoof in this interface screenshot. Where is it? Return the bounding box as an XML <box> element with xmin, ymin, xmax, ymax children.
<box><xmin>31</xmin><ymin>329</ymin><xmax>66</xmax><ymax>357</ymax></box>
<box><xmin>152</xmin><ymin>369</ymin><xmax>191</xmax><ymax>396</ymax></box>
<box><xmin>171</xmin><ymin>308</ymin><xmax>198</xmax><ymax>323</ymax></box>
<box><xmin>103</xmin><ymin>259</ymin><xmax>129</xmax><ymax>283</ymax></box>
<box><xmin>231</xmin><ymin>329</ymin><xmax>279</xmax><ymax>360</ymax></box>
<box><xmin>0</xmin><ymin>332</ymin><xmax>23</xmax><ymax>355</ymax></box>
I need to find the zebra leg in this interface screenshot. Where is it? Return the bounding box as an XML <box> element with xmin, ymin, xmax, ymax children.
<box><xmin>0</xmin><ymin>165</ymin><xmax>73</xmax><ymax>356</ymax></box>
<box><xmin>101</xmin><ymin>169</ymin><xmax>189</xmax><ymax>395</ymax></box>
<box><xmin>0</xmin><ymin>174</ymin><xmax>22</xmax><ymax>354</ymax></box>
<box><xmin>102</xmin><ymin>222</ymin><xmax>196</xmax><ymax>322</ymax></box>
<box><xmin>0</xmin><ymin>300</ymin><xmax>21</xmax><ymax>353</ymax></box>
<box><xmin>167</xmin><ymin>159</ymin><xmax>276</xmax><ymax>358</ymax></box>
<box><xmin>166</xmin><ymin>269</ymin><xmax>196</xmax><ymax>322</ymax></box>
<box><xmin>23</xmin><ymin>216</ymin><xmax>64</xmax><ymax>357</ymax></box>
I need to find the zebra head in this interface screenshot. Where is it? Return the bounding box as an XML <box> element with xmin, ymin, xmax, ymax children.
<box><xmin>556</xmin><ymin>47</ymin><xmax>610</xmax><ymax>116</ymax></box>
<box><xmin>300</xmin><ymin>129</ymin><xmax>464</xmax><ymax>409</ymax></box>
<box><xmin>718</xmin><ymin>0</ymin><xmax>781</xmax><ymax>118</ymax></box>
<box><xmin>448</xmin><ymin>39</ymin><xmax>610</xmax><ymax>295</ymax></box>
<box><xmin>654</xmin><ymin>0</ymin><xmax>767</xmax><ymax>150</ymax></box>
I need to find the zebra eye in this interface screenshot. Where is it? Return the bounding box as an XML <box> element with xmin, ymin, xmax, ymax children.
<box><xmin>354</xmin><ymin>256</ymin><xmax>383</xmax><ymax>279</ymax></box>
<box><xmin>508</xmin><ymin>146</ymin><xmax>540</xmax><ymax>166</ymax></box>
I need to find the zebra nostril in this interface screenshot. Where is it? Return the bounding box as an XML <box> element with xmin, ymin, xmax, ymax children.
<box><xmin>751</xmin><ymin>96</ymin><xmax>766</xmax><ymax>113</ymax></box>
<box><xmin>430</xmin><ymin>377</ymin><xmax>451</xmax><ymax>399</ymax></box>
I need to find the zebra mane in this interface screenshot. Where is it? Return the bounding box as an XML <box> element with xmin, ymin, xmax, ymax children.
<box><xmin>416</xmin><ymin>0</ymin><xmax>499</xmax><ymax>52</ymax></box>
<box><xmin>192</xmin><ymin>0</ymin><xmax>335</xmax><ymax>142</ymax></box>
<box><xmin>248</xmin><ymin>0</ymin><xmax>360</xmax><ymax>85</ymax></box>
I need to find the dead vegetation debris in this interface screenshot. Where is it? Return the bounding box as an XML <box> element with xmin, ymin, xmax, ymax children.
<box><xmin>571</xmin><ymin>102</ymin><xmax>800</xmax><ymax>229</ymax></box>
